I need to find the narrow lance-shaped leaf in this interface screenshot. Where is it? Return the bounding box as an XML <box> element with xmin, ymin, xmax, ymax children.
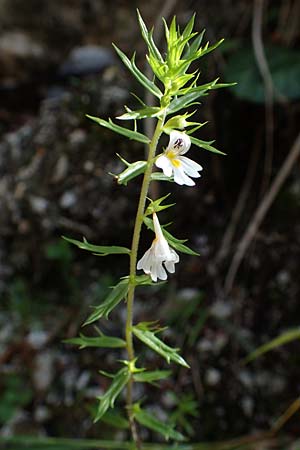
<box><xmin>132</xmin><ymin>324</ymin><xmax>189</xmax><ymax>368</ymax></box>
<box><xmin>62</xmin><ymin>236</ymin><xmax>131</xmax><ymax>256</ymax></box>
<box><xmin>137</xmin><ymin>9</ymin><xmax>164</xmax><ymax>63</ymax></box>
<box><xmin>87</xmin><ymin>115</ymin><xmax>150</xmax><ymax>144</ymax></box>
<box><xmin>133</xmin><ymin>370</ymin><xmax>171</xmax><ymax>383</ymax></box>
<box><xmin>190</xmin><ymin>136</ymin><xmax>226</xmax><ymax>155</ymax></box>
<box><xmin>101</xmin><ymin>410</ymin><xmax>129</xmax><ymax>429</ymax></box>
<box><xmin>112</xmin><ymin>44</ymin><xmax>162</xmax><ymax>99</ymax></box>
<box><xmin>84</xmin><ymin>279</ymin><xmax>129</xmax><ymax>325</ymax></box>
<box><xmin>64</xmin><ymin>333</ymin><xmax>126</xmax><ymax>349</ymax></box>
<box><xmin>183</xmin><ymin>30</ymin><xmax>205</xmax><ymax>59</ymax></box>
<box><xmin>116</xmin><ymin>106</ymin><xmax>161</xmax><ymax>120</ymax></box>
<box><xmin>151</xmin><ymin>172</ymin><xmax>174</xmax><ymax>182</ymax></box>
<box><xmin>114</xmin><ymin>160</ymin><xmax>147</xmax><ymax>186</ymax></box>
<box><xmin>133</xmin><ymin>405</ymin><xmax>185</xmax><ymax>441</ymax></box>
<box><xmin>94</xmin><ymin>367</ymin><xmax>130</xmax><ymax>422</ymax></box>
<box><xmin>167</xmin><ymin>91</ymin><xmax>204</xmax><ymax>114</ymax></box>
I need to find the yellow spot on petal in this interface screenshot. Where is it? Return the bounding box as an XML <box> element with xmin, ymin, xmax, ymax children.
<box><xmin>171</xmin><ymin>159</ymin><xmax>181</xmax><ymax>168</ymax></box>
<box><xmin>166</xmin><ymin>150</ymin><xmax>177</xmax><ymax>159</ymax></box>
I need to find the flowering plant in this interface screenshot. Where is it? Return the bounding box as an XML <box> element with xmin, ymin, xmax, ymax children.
<box><xmin>63</xmin><ymin>10</ymin><xmax>231</xmax><ymax>447</ymax></box>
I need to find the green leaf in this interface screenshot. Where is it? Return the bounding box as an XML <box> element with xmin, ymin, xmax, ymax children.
<box><xmin>86</xmin><ymin>115</ymin><xmax>150</xmax><ymax>144</ymax></box>
<box><xmin>190</xmin><ymin>136</ymin><xmax>226</xmax><ymax>155</ymax></box>
<box><xmin>64</xmin><ymin>333</ymin><xmax>126</xmax><ymax>349</ymax></box>
<box><xmin>183</xmin><ymin>30</ymin><xmax>206</xmax><ymax>59</ymax></box>
<box><xmin>133</xmin><ymin>406</ymin><xmax>185</xmax><ymax>441</ymax></box>
<box><xmin>167</xmin><ymin>91</ymin><xmax>204</xmax><ymax>114</ymax></box>
<box><xmin>150</xmin><ymin>172</ymin><xmax>174</xmax><ymax>182</ymax></box>
<box><xmin>145</xmin><ymin>194</ymin><xmax>175</xmax><ymax>216</ymax></box>
<box><xmin>136</xmin><ymin>10</ymin><xmax>164</xmax><ymax>63</ymax></box>
<box><xmin>133</xmin><ymin>370</ymin><xmax>171</xmax><ymax>383</ymax></box>
<box><xmin>112</xmin><ymin>44</ymin><xmax>162</xmax><ymax>99</ymax></box>
<box><xmin>132</xmin><ymin>324</ymin><xmax>189</xmax><ymax>368</ymax></box>
<box><xmin>101</xmin><ymin>410</ymin><xmax>129</xmax><ymax>429</ymax></box>
<box><xmin>134</xmin><ymin>275</ymin><xmax>159</xmax><ymax>286</ymax></box>
<box><xmin>143</xmin><ymin>217</ymin><xmax>199</xmax><ymax>256</ymax></box>
<box><xmin>116</xmin><ymin>106</ymin><xmax>161</xmax><ymax>120</ymax></box>
<box><xmin>94</xmin><ymin>367</ymin><xmax>130</xmax><ymax>422</ymax></box>
<box><xmin>113</xmin><ymin>160</ymin><xmax>147</xmax><ymax>185</ymax></box>
<box><xmin>62</xmin><ymin>236</ymin><xmax>131</xmax><ymax>256</ymax></box>
<box><xmin>243</xmin><ymin>328</ymin><xmax>300</xmax><ymax>364</ymax></box>
<box><xmin>182</xmin><ymin>14</ymin><xmax>196</xmax><ymax>41</ymax></box>
<box><xmin>198</xmin><ymin>39</ymin><xmax>224</xmax><ymax>59</ymax></box>
<box><xmin>84</xmin><ymin>279</ymin><xmax>129</xmax><ymax>325</ymax></box>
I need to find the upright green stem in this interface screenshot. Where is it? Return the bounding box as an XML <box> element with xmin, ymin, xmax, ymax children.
<box><xmin>125</xmin><ymin>115</ymin><xmax>165</xmax><ymax>447</ymax></box>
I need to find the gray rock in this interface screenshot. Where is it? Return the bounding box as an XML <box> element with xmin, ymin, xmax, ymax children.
<box><xmin>59</xmin><ymin>45</ymin><xmax>115</xmax><ymax>77</ymax></box>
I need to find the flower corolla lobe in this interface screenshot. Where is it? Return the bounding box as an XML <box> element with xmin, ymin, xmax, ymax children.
<box><xmin>155</xmin><ymin>130</ymin><xmax>203</xmax><ymax>186</ymax></box>
<box><xmin>137</xmin><ymin>213</ymin><xmax>179</xmax><ymax>282</ymax></box>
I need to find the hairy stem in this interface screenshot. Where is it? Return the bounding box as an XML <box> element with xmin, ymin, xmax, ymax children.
<box><xmin>125</xmin><ymin>115</ymin><xmax>165</xmax><ymax>447</ymax></box>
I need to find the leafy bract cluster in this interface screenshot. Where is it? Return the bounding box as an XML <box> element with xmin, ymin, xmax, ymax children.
<box><xmin>64</xmin><ymin>10</ymin><xmax>230</xmax><ymax>443</ymax></box>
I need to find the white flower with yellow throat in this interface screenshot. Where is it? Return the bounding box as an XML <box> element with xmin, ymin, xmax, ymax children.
<box><xmin>137</xmin><ymin>213</ymin><xmax>179</xmax><ymax>282</ymax></box>
<box><xmin>155</xmin><ymin>130</ymin><xmax>203</xmax><ymax>186</ymax></box>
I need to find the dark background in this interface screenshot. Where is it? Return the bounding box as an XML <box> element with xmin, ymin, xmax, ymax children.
<box><xmin>0</xmin><ymin>0</ymin><xmax>300</xmax><ymax>446</ymax></box>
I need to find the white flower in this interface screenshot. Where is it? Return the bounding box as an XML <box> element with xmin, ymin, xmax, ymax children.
<box><xmin>155</xmin><ymin>130</ymin><xmax>203</xmax><ymax>186</ymax></box>
<box><xmin>137</xmin><ymin>213</ymin><xmax>179</xmax><ymax>282</ymax></box>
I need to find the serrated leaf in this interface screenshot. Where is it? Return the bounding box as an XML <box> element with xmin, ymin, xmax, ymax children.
<box><xmin>134</xmin><ymin>407</ymin><xmax>185</xmax><ymax>441</ymax></box>
<box><xmin>64</xmin><ymin>333</ymin><xmax>126</xmax><ymax>349</ymax></box>
<box><xmin>167</xmin><ymin>92</ymin><xmax>204</xmax><ymax>114</ymax></box>
<box><xmin>190</xmin><ymin>136</ymin><xmax>225</xmax><ymax>155</ymax></box>
<box><xmin>137</xmin><ymin>10</ymin><xmax>164</xmax><ymax>63</ymax></box>
<box><xmin>112</xmin><ymin>44</ymin><xmax>162</xmax><ymax>98</ymax></box>
<box><xmin>182</xmin><ymin>14</ymin><xmax>196</xmax><ymax>41</ymax></box>
<box><xmin>94</xmin><ymin>367</ymin><xmax>130</xmax><ymax>422</ymax></box>
<box><xmin>114</xmin><ymin>160</ymin><xmax>147</xmax><ymax>185</ymax></box>
<box><xmin>86</xmin><ymin>115</ymin><xmax>150</xmax><ymax>144</ymax></box>
<box><xmin>183</xmin><ymin>30</ymin><xmax>206</xmax><ymax>59</ymax></box>
<box><xmin>62</xmin><ymin>236</ymin><xmax>131</xmax><ymax>256</ymax></box>
<box><xmin>84</xmin><ymin>279</ymin><xmax>129</xmax><ymax>325</ymax></box>
<box><xmin>132</xmin><ymin>325</ymin><xmax>189</xmax><ymax>368</ymax></box>
<box><xmin>243</xmin><ymin>328</ymin><xmax>300</xmax><ymax>364</ymax></box>
<box><xmin>117</xmin><ymin>106</ymin><xmax>161</xmax><ymax>120</ymax></box>
<box><xmin>133</xmin><ymin>370</ymin><xmax>171</xmax><ymax>383</ymax></box>
<box><xmin>143</xmin><ymin>217</ymin><xmax>199</xmax><ymax>256</ymax></box>
<box><xmin>145</xmin><ymin>194</ymin><xmax>175</xmax><ymax>216</ymax></box>
<box><xmin>198</xmin><ymin>38</ymin><xmax>224</xmax><ymax>58</ymax></box>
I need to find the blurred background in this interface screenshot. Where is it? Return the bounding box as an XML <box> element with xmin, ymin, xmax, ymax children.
<box><xmin>1</xmin><ymin>0</ymin><xmax>300</xmax><ymax>447</ymax></box>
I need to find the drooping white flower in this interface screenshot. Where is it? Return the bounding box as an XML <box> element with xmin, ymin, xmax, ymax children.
<box><xmin>137</xmin><ymin>213</ymin><xmax>179</xmax><ymax>282</ymax></box>
<box><xmin>155</xmin><ymin>130</ymin><xmax>203</xmax><ymax>186</ymax></box>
